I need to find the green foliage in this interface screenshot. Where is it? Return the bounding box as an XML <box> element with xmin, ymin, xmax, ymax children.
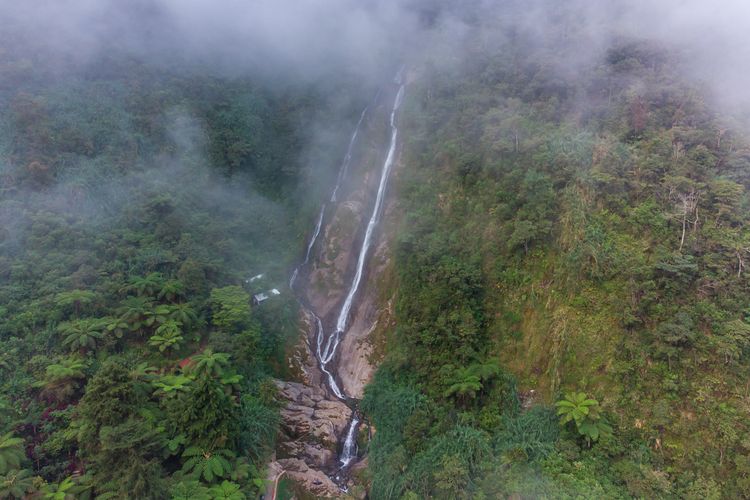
<box><xmin>168</xmin><ymin>375</ymin><xmax>238</xmax><ymax>448</ymax></box>
<box><xmin>555</xmin><ymin>392</ymin><xmax>612</xmax><ymax>445</ymax></box>
<box><xmin>148</xmin><ymin>320</ymin><xmax>184</xmax><ymax>353</ymax></box>
<box><xmin>0</xmin><ymin>45</ymin><xmax>348</xmax><ymax>495</ymax></box>
<box><xmin>0</xmin><ymin>468</ymin><xmax>35</xmax><ymax>499</ymax></box>
<box><xmin>187</xmin><ymin>349</ymin><xmax>231</xmax><ymax>379</ymax></box>
<box><xmin>0</xmin><ymin>434</ymin><xmax>24</xmax><ymax>474</ymax></box>
<box><xmin>181</xmin><ymin>447</ymin><xmax>234</xmax><ymax>484</ymax></box>
<box><xmin>208</xmin><ymin>480</ymin><xmax>246</xmax><ymax>500</ymax></box>
<box><xmin>58</xmin><ymin>318</ymin><xmax>105</xmax><ymax>352</ymax></box>
<box><xmin>209</xmin><ymin>287</ymin><xmax>252</xmax><ymax>333</ymax></box>
<box><xmin>41</xmin><ymin>477</ymin><xmax>76</xmax><ymax>500</ymax></box>
<box><xmin>171</xmin><ymin>479</ymin><xmax>211</xmax><ymax>500</ymax></box>
<box><xmin>238</xmin><ymin>395</ymin><xmax>280</xmax><ymax>460</ymax></box>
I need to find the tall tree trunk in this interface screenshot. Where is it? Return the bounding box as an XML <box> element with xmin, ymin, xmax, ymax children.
<box><xmin>679</xmin><ymin>215</ymin><xmax>687</xmax><ymax>252</ymax></box>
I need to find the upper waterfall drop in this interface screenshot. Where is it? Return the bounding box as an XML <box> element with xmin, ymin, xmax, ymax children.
<box><xmin>333</xmin><ymin>81</ymin><xmax>405</xmax><ymax>338</ymax></box>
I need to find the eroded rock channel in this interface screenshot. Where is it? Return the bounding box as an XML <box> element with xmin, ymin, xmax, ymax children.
<box><xmin>269</xmin><ymin>72</ymin><xmax>405</xmax><ymax>496</ymax></box>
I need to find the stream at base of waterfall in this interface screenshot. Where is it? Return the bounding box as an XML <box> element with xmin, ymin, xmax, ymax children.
<box><xmin>285</xmin><ymin>68</ymin><xmax>405</xmax><ymax>491</ymax></box>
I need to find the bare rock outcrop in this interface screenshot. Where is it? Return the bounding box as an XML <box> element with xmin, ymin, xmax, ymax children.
<box><xmin>274</xmin><ymin>380</ymin><xmax>352</xmax><ymax>467</ymax></box>
<box><xmin>275</xmin><ymin>458</ymin><xmax>341</xmax><ymax>497</ymax></box>
<box><xmin>306</xmin><ymin>197</ymin><xmax>365</xmax><ymax>319</ymax></box>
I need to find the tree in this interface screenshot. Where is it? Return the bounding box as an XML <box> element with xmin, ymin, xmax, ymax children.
<box><xmin>76</xmin><ymin>362</ymin><xmax>168</xmax><ymax>498</ymax></box>
<box><xmin>209</xmin><ymin>287</ymin><xmax>251</xmax><ymax>332</ymax></box>
<box><xmin>171</xmin><ymin>480</ymin><xmax>211</xmax><ymax>500</ymax></box>
<box><xmin>187</xmin><ymin>349</ymin><xmax>230</xmax><ymax>379</ymax></box>
<box><xmin>169</xmin><ymin>303</ymin><xmax>199</xmax><ymax>329</ymax></box>
<box><xmin>0</xmin><ymin>434</ymin><xmax>24</xmax><ymax>474</ymax></box>
<box><xmin>443</xmin><ymin>361</ymin><xmax>501</xmax><ymax>406</ymax></box>
<box><xmin>41</xmin><ymin>476</ymin><xmax>76</xmax><ymax>500</ymax></box>
<box><xmin>148</xmin><ymin>320</ymin><xmax>184</xmax><ymax>353</ymax></box>
<box><xmin>89</xmin><ymin>420</ymin><xmax>167</xmax><ymax>498</ymax></box>
<box><xmin>53</xmin><ymin>290</ymin><xmax>96</xmax><ymax>318</ymax></box>
<box><xmin>180</xmin><ymin>446</ymin><xmax>235</xmax><ymax>484</ymax></box>
<box><xmin>37</xmin><ymin>357</ymin><xmax>87</xmax><ymax>402</ymax></box>
<box><xmin>152</xmin><ymin>374</ymin><xmax>192</xmax><ymax>397</ymax></box>
<box><xmin>144</xmin><ymin>304</ymin><xmax>172</xmax><ymax>329</ymax></box>
<box><xmin>102</xmin><ymin>315</ymin><xmax>129</xmax><ymax>339</ymax></box>
<box><xmin>444</xmin><ymin>375</ymin><xmax>482</xmax><ymax>405</ymax></box>
<box><xmin>157</xmin><ymin>279</ymin><xmax>185</xmax><ymax>303</ymax></box>
<box><xmin>555</xmin><ymin>392</ymin><xmax>612</xmax><ymax>445</ymax></box>
<box><xmin>58</xmin><ymin>318</ymin><xmax>105</xmax><ymax>352</ymax></box>
<box><xmin>169</xmin><ymin>375</ymin><xmax>238</xmax><ymax>448</ymax></box>
<box><xmin>122</xmin><ymin>273</ymin><xmax>165</xmax><ymax>297</ymax></box>
<box><xmin>76</xmin><ymin>359</ymin><xmax>144</xmax><ymax>445</ymax></box>
<box><xmin>665</xmin><ymin>176</ymin><xmax>702</xmax><ymax>252</ymax></box>
<box><xmin>0</xmin><ymin>468</ymin><xmax>35</xmax><ymax>499</ymax></box>
<box><xmin>208</xmin><ymin>480</ymin><xmax>246</xmax><ymax>500</ymax></box>
<box><xmin>715</xmin><ymin>319</ymin><xmax>750</xmax><ymax>364</ymax></box>
<box><xmin>116</xmin><ymin>296</ymin><xmax>154</xmax><ymax>335</ymax></box>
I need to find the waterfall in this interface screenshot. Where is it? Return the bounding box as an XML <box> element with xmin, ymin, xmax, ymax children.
<box><xmin>339</xmin><ymin>416</ymin><xmax>360</xmax><ymax>467</ymax></box>
<box><xmin>287</xmin><ymin>70</ymin><xmax>406</xmax><ymax>481</ymax></box>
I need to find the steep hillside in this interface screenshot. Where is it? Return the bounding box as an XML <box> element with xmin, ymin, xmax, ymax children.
<box><xmin>0</xmin><ymin>49</ymin><xmax>372</xmax><ymax>497</ymax></box>
<box><xmin>363</xmin><ymin>18</ymin><xmax>750</xmax><ymax>500</ymax></box>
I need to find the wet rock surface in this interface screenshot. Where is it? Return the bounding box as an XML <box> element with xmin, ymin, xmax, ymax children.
<box><xmin>274</xmin><ymin>380</ymin><xmax>352</xmax><ymax>466</ymax></box>
<box><xmin>274</xmin><ymin>458</ymin><xmax>341</xmax><ymax>497</ymax></box>
<box><xmin>271</xmin><ymin>82</ymin><xmax>404</xmax><ymax>497</ymax></box>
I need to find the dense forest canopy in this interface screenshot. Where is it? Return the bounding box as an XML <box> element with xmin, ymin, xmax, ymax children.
<box><xmin>0</xmin><ymin>23</ymin><xmax>381</xmax><ymax>499</ymax></box>
<box><xmin>361</xmin><ymin>4</ymin><xmax>750</xmax><ymax>499</ymax></box>
<box><xmin>2</xmin><ymin>0</ymin><xmax>750</xmax><ymax>498</ymax></box>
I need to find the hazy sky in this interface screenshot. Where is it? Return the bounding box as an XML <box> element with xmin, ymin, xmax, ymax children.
<box><xmin>3</xmin><ymin>0</ymin><xmax>750</xmax><ymax>103</ymax></box>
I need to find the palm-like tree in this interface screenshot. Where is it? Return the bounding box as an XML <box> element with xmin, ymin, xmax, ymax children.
<box><xmin>555</xmin><ymin>391</ymin><xmax>612</xmax><ymax>445</ymax></box>
<box><xmin>58</xmin><ymin>319</ymin><xmax>105</xmax><ymax>352</ymax></box>
<box><xmin>0</xmin><ymin>468</ymin><xmax>35</xmax><ymax>498</ymax></box>
<box><xmin>116</xmin><ymin>296</ymin><xmax>154</xmax><ymax>335</ymax></box>
<box><xmin>153</xmin><ymin>374</ymin><xmax>192</xmax><ymax>397</ymax></box>
<box><xmin>158</xmin><ymin>280</ymin><xmax>185</xmax><ymax>303</ymax></box>
<box><xmin>36</xmin><ymin>357</ymin><xmax>87</xmax><ymax>402</ymax></box>
<box><xmin>181</xmin><ymin>446</ymin><xmax>235</xmax><ymax>483</ymax></box>
<box><xmin>168</xmin><ymin>303</ymin><xmax>199</xmax><ymax>329</ymax></box>
<box><xmin>443</xmin><ymin>361</ymin><xmax>500</xmax><ymax>406</ymax></box>
<box><xmin>171</xmin><ymin>479</ymin><xmax>211</xmax><ymax>500</ymax></box>
<box><xmin>41</xmin><ymin>476</ymin><xmax>75</xmax><ymax>500</ymax></box>
<box><xmin>187</xmin><ymin>349</ymin><xmax>230</xmax><ymax>378</ymax></box>
<box><xmin>148</xmin><ymin>320</ymin><xmax>184</xmax><ymax>353</ymax></box>
<box><xmin>144</xmin><ymin>304</ymin><xmax>172</xmax><ymax>329</ymax></box>
<box><xmin>444</xmin><ymin>375</ymin><xmax>482</xmax><ymax>403</ymax></box>
<box><xmin>53</xmin><ymin>290</ymin><xmax>96</xmax><ymax>318</ymax></box>
<box><xmin>102</xmin><ymin>316</ymin><xmax>129</xmax><ymax>339</ymax></box>
<box><xmin>209</xmin><ymin>481</ymin><xmax>246</xmax><ymax>500</ymax></box>
<box><xmin>555</xmin><ymin>392</ymin><xmax>600</xmax><ymax>426</ymax></box>
<box><xmin>0</xmin><ymin>433</ymin><xmax>24</xmax><ymax>474</ymax></box>
<box><xmin>121</xmin><ymin>273</ymin><xmax>164</xmax><ymax>297</ymax></box>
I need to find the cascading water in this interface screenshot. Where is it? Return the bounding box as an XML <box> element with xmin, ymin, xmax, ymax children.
<box><xmin>326</xmin><ymin>71</ymin><xmax>405</xmax><ymax>474</ymax></box>
<box><xmin>289</xmin><ymin>98</ymin><xmax>371</xmax><ymax>292</ymax></box>
<box><xmin>339</xmin><ymin>416</ymin><xmax>360</xmax><ymax>467</ymax></box>
<box><xmin>315</xmin><ymin>72</ymin><xmax>404</xmax><ymax>407</ymax></box>
<box><xmin>288</xmin><ymin>69</ymin><xmax>406</xmax><ymax>481</ymax></box>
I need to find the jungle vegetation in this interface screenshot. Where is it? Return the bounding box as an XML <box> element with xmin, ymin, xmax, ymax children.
<box><xmin>362</xmin><ymin>7</ymin><xmax>750</xmax><ymax>499</ymax></box>
<box><xmin>0</xmin><ymin>36</ymin><xmax>368</xmax><ymax>498</ymax></box>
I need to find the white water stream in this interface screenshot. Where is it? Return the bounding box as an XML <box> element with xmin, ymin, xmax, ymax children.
<box><xmin>334</xmin><ymin>74</ymin><xmax>405</xmax><ymax>468</ymax></box>
<box><xmin>288</xmin><ymin>69</ymin><xmax>406</xmax><ymax>475</ymax></box>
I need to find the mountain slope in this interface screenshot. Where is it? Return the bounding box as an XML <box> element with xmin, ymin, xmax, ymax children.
<box><xmin>362</xmin><ymin>16</ymin><xmax>750</xmax><ymax>500</ymax></box>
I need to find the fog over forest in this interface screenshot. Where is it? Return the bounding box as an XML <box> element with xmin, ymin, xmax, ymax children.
<box><xmin>3</xmin><ymin>1</ymin><xmax>750</xmax><ymax>498</ymax></box>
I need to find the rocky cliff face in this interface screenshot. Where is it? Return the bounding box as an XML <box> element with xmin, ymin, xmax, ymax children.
<box><xmin>270</xmin><ymin>380</ymin><xmax>351</xmax><ymax>496</ymax></box>
<box><xmin>269</xmin><ymin>88</ymin><xmax>401</xmax><ymax>497</ymax></box>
